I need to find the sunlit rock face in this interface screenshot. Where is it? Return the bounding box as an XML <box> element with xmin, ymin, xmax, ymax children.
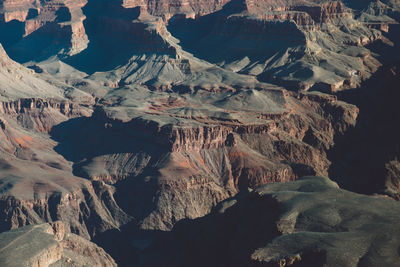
<box><xmin>0</xmin><ymin>222</ymin><xmax>117</xmax><ymax>266</ymax></box>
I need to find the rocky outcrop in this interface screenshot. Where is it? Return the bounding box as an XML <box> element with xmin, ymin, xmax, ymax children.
<box><xmin>47</xmin><ymin>87</ymin><xmax>358</xmax><ymax>231</ymax></box>
<box><xmin>55</xmin><ymin>231</ymin><xmax>117</xmax><ymax>266</ymax></box>
<box><xmin>0</xmin><ymin>57</ymin><xmax>128</xmax><ymax>239</ymax></box>
<box><xmin>0</xmin><ymin>98</ymin><xmax>92</xmax><ymax>133</ymax></box>
<box><xmin>329</xmin><ymin>59</ymin><xmax>400</xmax><ymax>199</ymax></box>
<box><xmin>0</xmin><ymin>180</ymin><xmax>132</xmax><ymax>239</ymax></box>
<box><xmin>133</xmin><ymin>176</ymin><xmax>400</xmax><ymax>267</ymax></box>
<box><xmin>290</xmin><ymin>1</ymin><xmax>351</xmax><ymax>23</ymax></box>
<box><xmin>0</xmin><ymin>223</ymin><xmax>63</xmax><ymax>267</ymax></box>
<box><xmin>164</xmin><ymin>0</ymin><xmax>395</xmax><ymax>91</ymax></box>
<box><xmin>0</xmin><ymin>0</ymin><xmax>89</xmax><ymax>60</ymax></box>
<box><xmin>0</xmin><ymin>221</ymin><xmax>116</xmax><ymax>267</ymax></box>
<box><xmin>0</xmin><ymin>44</ymin><xmax>64</xmax><ymax>101</ymax></box>
<box><xmin>122</xmin><ymin>0</ymin><xmax>231</xmax><ymax>17</ymax></box>
<box><xmin>242</xmin><ymin>0</ymin><xmax>352</xmax><ymax>23</ymax></box>
<box><xmin>1</xmin><ymin>0</ymin><xmax>397</xmax><ymax>90</ymax></box>
<box><xmin>0</xmin><ymin>101</ymin><xmax>130</xmax><ymax>239</ymax></box>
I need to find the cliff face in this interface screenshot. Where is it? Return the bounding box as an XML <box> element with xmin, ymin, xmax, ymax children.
<box><xmin>47</xmin><ymin>87</ymin><xmax>358</xmax><ymax>231</ymax></box>
<box><xmin>122</xmin><ymin>0</ymin><xmax>231</xmax><ymax>17</ymax></box>
<box><xmin>0</xmin><ymin>52</ymin><xmax>359</xmax><ymax>235</ymax></box>
<box><xmin>134</xmin><ymin>177</ymin><xmax>400</xmax><ymax>267</ymax></box>
<box><xmin>0</xmin><ymin>0</ymin><xmax>88</xmax><ymax>61</ymax></box>
<box><xmin>330</xmin><ymin>60</ymin><xmax>400</xmax><ymax>199</ymax></box>
<box><xmin>0</xmin><ymin>49</ymin><xmax>130</xmax><ymax>237</ymax></box>
<box><xmin>0</xmin><ymin>180</ymin><xmax>132</xmax><ymax>238</ymax></box>
<box><xmin>0</xmin><ymin>97</ymin><xmax>132</xmax><ymax>238</ymax></box>
<box><xmin>0</xmin><ymin>221</ymin><xmax>117</xmax><ymax>266</ymax></box>
<box><xmin>166</xmin><ymin>0</ymin><xmax>387</xmax><ymax>92</ymax></box>
<box><xmin>0</xmin><ymin>0</ymin><xmax>396</xmax><ymax>90</ymax></box>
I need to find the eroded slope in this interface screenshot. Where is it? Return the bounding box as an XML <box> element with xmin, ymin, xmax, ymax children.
<box><xmin>135</xmin><ymin>176</ymin><xmax>400</xmax><ymax>267</ymax></box>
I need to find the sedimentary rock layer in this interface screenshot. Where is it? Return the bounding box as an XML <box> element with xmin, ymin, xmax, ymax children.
<box><xmin>0</xmin><ymin>221</ymin><xmax>116</xmax><ymax>267</ymax></box>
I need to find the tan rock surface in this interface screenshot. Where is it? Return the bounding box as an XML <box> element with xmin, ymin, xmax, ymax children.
<box><xmin>0</xmin><ymin>222</ymin><xmax>116</xmax><ymax>267</ymax></box>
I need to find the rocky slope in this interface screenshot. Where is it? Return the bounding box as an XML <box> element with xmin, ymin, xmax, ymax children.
<box><xmin>1</xmin><ymin>0</ymin><xmax>398</xmax><ymax>90</ymax></box>
<box><xmin>0</xmin><ymin>221</ymin><xmax>116</xmax><ymax>266</ymax></box>
<box><xmin>0</xmin><ymin>44</ymin><xmax>132</xmax><ymax>238</ymax></box>
<box><xmin>165</xmin><ymin>0</ymin><xmax>394</xmax><ymax>91</ymax></box>
<box><xmin>133</xmin><ymin>176</ymin><xmax>400</xmax><ymax>267</ymax></box>
<box><xmin>0</xmin><ymin>0</ymin><xmax>89</xmax><ymax>61</ymax></box>
<box><xmin>0</xmin><ymin>105</ymin><xmax>133</xmax><ymax>239</ymax></box>
<box><xmin>330</xmin><ymin>60</ymin><xmax>400</xmax><ymax>199</ymax></box>
<box><xmin>49</xmin><ymin>85</ymin><xmax>360</xmax><ymax>231</ymax></box>
<box><xmin>0</xmin><ymin>51</ymin><xmax>358</xmax><ymax>234</ymax></box>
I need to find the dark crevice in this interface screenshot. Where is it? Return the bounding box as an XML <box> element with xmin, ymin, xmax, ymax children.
<box><xmin>328</xmin><ymin>24</ymin><xmax>400</xmax><ymax>196</ymax></box>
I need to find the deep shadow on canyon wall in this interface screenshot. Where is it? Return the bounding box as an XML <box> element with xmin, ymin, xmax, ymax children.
<box><xmin>328</xmin><ymin>25</ymin><xmax>400</xmax><ymax>198</ymax></box>
<box><xmin>93</xmin><ymin>192</ymin><xmax>282</xmax><ymax>267</ymax></box>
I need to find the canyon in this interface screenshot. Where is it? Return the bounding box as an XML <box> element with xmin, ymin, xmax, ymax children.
<box><xmin>0</xmin><ymin>0</ymin><xmax>398</xmax><ymax>266</ymax></box>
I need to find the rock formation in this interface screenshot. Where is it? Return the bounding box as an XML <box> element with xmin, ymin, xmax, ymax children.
<box><xmin>0</xmin><ymin>0</ymin><xmax>89</xmax><ymax>61</ymax></box>
<box><xmin>0</xmin><ymin>0</ymin><xmax>398</xmax><ymax>266</ymax></box>
<box><xmin>0</xmin><ymin>221</ymin><xmax>116</xmax><ymax>266</ymax></box>
<box><xmin>134</xmin><ymin>176</ymin><xmax>400</xmax><ymax>267</ymax></box>
<box><xmin>330</xmin><ymin>60</ymin><xmax>400</xmax><ymax>199</ymax></box>
<box><xmin>0</xmin><ymin>43</ymin><xmax>132</xmax><ymax>238</ymax></box>
<box><xmin>60</xmin><ymin>88</ymin><xmax>358</xmax><ymax>231</ymax></box>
